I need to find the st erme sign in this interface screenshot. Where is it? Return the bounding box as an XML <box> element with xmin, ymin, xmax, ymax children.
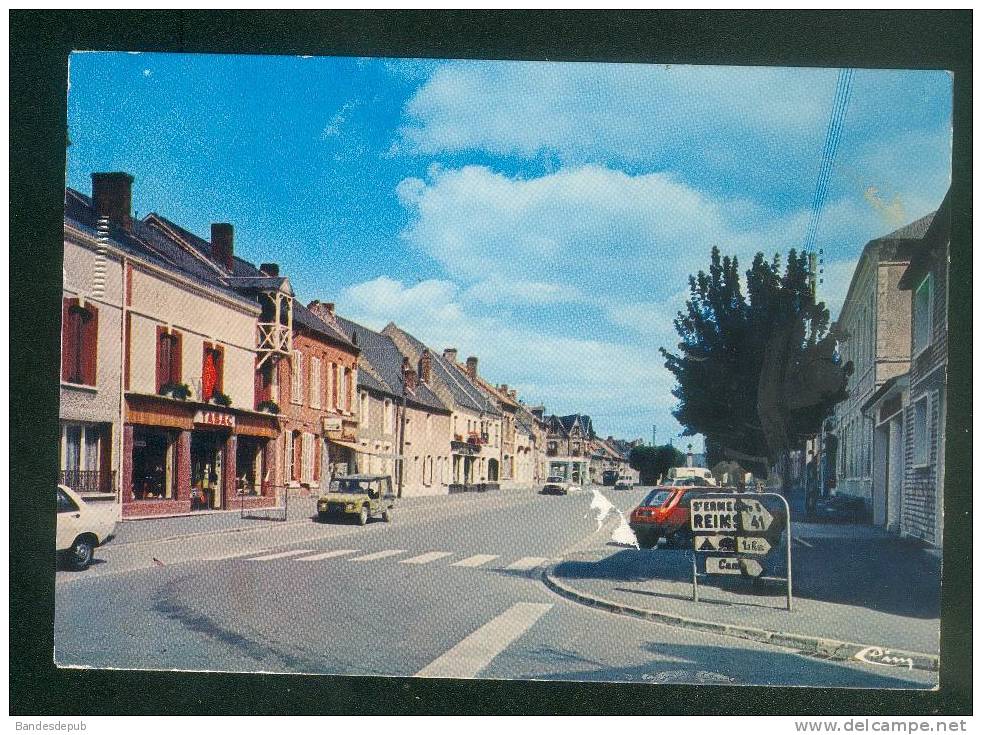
<box><xmin>689</xmin><ymin>492</ymin><xmax>793</xmax><ymax>611</ymax></box>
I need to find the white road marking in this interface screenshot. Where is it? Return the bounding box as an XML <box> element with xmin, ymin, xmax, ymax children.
<box><xmin>400</xmin><ymin>551</ymin><xmax>453</xmax><ymax>565</ymax></box>
<box><xmin>452</xmin><ymin>554</ymin><xmax>499</xmax><ymax>568</ymax></box>
<box><xmin>348</xmin><ymin>549</ymin><xmax>406</xmax><ymax>562</ymax></box>
<box><xmin>505</xmin><ymin>556</ymin><xmax>550</xmax><ymax>571</ymax></box>
<box><xmin>794</xmin><ymin>537</ymin><xmax>814</xmax><ymax>548</ymax></box>
<box><xmin>245</xmin><ymin>549</ymin><xmax>314</xmax><ymax>561</ymax></box>
<box><xmin>294</xmin><ymin>549</ymin><xmax>359</xmax><ymax>561</ymax></box>
<box><xmin>415</xmin><ymin>602</ymin><xmax>553</xmax><ymax>678</ymax></box>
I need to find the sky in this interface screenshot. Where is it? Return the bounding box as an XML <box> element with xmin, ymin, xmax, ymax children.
<box><xmin>65</xmin><ymin>53</ymin><xmax>952</xmax><ymax>449</ymax></box>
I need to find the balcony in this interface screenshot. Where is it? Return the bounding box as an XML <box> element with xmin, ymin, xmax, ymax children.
<box><xmin>257</xmin><ymin>322</ymin><xmax>292</xmax><ymax>366</ymax></box>
<box><xmin>467</xmin><ymin>431</ymin><xmax>489</xmax><ymax>446</ymax></box>
<box><xmin>60</xmin><ymin>469</ymin><xmax>116</xmax><ymax>495</ymax></box>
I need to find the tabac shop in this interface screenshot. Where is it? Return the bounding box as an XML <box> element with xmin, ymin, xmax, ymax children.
<box><xmin>122</xmin><ymin>394</ymin><xmax>280</xmax><ymax>517</ymax></box>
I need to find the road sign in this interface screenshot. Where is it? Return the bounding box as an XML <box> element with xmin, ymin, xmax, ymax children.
<box><xmin>690</xmin><ymin>498</ymin><xmax>739</xmax><ymax>533</ymax></box>
<box><xmin>737</xmin><ymin>498</ymin><xmax>775</xmax><ymax>533</ymax></box>
<box><xmin>694</xmin><ymin>535</ymin><xmax>737</xmax><ymax>552</ymax></box>
<box><xmin>736</xmin><ymin>536</ymin><xmax>772</xmax><ymax>555</ymax></box>
<box><xmin>705</xmin><ymin>557</ymin><xmax>763</xmax><ymax>577</ymax></box>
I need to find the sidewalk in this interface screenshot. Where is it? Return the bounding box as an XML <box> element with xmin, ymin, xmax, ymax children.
<box><xmin>110</xmin><ymin>484</ymin><xmax>537</xmax><ymax>547</ymax></box>
<box><xmin>543</xmin><ymin>513</ymin><xmax>941</xmax><ymax>672</ymax></box>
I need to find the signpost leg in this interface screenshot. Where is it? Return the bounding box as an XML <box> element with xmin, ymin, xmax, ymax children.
<box><xmin>691</xmin><ymin>551</ymin><xmax>699</xmax><ymax>602</ymax></box>
<box><xmin>780</xmin><ymin>494</ymin><xmax>793</xmax><ymax>612</ymax></box>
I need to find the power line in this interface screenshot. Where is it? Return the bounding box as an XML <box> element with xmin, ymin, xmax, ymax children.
<box><xmin>802</xmin><ymin>68</ymin><xmax>854</xmax><ymax>255</ymax></box>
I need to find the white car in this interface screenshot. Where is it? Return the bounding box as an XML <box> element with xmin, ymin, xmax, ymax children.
<box><xmin>57</xmin><ymin>484</ymin><xmax>117</xmax><ymax>570</ymax></box>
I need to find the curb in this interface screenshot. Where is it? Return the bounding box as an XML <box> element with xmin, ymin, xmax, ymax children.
<box><xmin>541</xmin><ymin>563</ymin><xmax>939</xmax><ymax>673</ymax></box>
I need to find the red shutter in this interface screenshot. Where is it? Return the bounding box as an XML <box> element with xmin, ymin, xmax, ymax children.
<box><xmin>171</xmin><ymin>331</ymin><xmax>183</xmax><ymax>384</ymax></box>
<box><xmin>216</xmin><ymin>345</ymin><xmax>225</xmax><ymax>394</ymax></box>
<box><xmin>61</xmin><ymin>298</ymin><xmax>76</xmax><ymax>383</ymax></box>
<box><xmin>202</xmin><ymin>343</ymin><xmax>217</xmax><ymax>401</ymax></box>
<box><xmin>82</xmin><ymin>304</ymin><xmax>98</xmax><ymax>386</ymax></box>
<box><xmin>155</xmin><ymin>326</ymin><xmax>167</xmax><ymax>392</ymax></box>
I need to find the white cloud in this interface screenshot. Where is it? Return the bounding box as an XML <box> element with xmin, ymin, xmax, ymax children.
<box><xmin>322</xmin><ymin>99</ymin><xmax>360</xmax><ymax>139</ymax></box>
<box><xmin>464</xmin><ymin>276</ymin><xmax>581</xmax><ymax>306</ymax></box>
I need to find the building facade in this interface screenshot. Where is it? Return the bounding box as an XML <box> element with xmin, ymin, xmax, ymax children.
<box><xmin>897</xmin><ymin>191</ymin><xmax>949</xmax><ymax>548</ymax></box>
<box><xmin>826</xmin><ymin>211</ymin><xmax>935</xmax><ymax>521</ymax></box>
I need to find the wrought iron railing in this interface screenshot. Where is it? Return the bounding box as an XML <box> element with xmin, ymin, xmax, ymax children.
<box><xmin>59</xmin><ymin>470</ymin><xmax>116</xmax><ymax>494</ymax></box>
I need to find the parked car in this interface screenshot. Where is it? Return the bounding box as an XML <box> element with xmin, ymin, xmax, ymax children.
<box><xmin>665</xmin><ymin>466</ymin><xmax>718</xmax><ymax>486</ymax></box>
<box><xmin>629</xmin><ymin>483</ymin><xmax>737</xmax><ymax>549</ymax></box>
<box><xmin>317</xmin><ymin>474</ymin><xmax>395</xmax><ymax>525</ymax></box>
<box><xmin>541</xmin><ymin>475</ymin><xmax>571</xmax><ymax>495</ymax></box>
<box><xmin>614</xmin><ymin>478</ymin><xmax>634</xmax><ymax>491</ymax></box>
<box><xmin>56</xmin><ymin>484</ymin><xmax>117</xmax><ymax>570</ymax></box>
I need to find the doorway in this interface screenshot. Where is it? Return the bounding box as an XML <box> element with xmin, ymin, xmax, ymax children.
<box><xmin>191</xmin><ymin>431</ymin><xmax>225</xmax><ymax>510</ymax></box>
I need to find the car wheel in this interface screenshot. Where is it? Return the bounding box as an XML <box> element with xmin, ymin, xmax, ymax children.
<box><xmin>358</xmin><ymin>505</ymin><xmax>369</xmax><ymax>526</ymax></box>
<box><xmin>68</xmin><ymin>537</ymin><xmax>95</xmax><ymax>570</ymax></box>
<box><xmin>318</xmin><ymin>511</ymin><xmax>329</xmax><ymax>523</ymax></box>
<box><xmin>636</xmin><ymin>532</ymin><xmax>660</xmax><ymax>550</ymax></box>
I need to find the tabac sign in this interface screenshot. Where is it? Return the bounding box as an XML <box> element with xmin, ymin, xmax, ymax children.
<box><xmin>194</xmin><ymin>410</ymin><xmax>235</xmax><ymax>429</ymax></box>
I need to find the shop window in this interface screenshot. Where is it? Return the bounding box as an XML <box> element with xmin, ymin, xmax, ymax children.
<box><xmin>190</xmin><ymin>431</ymin><xmax>224</xmax><ymax>510</ymax></box>
<box><xmin>236</xmin><ymin>436</ymin><xmax>265</xmax><ymax>496</ymax></box>
<box><xmin>61</xmin><ymin>298</ymin><xmax>98</xmax><ymax>386</ymax></box>
<box><xmin>201</xmin><ymin>343</ymin><xmax>225</xmax><ymax>402</ymax></box>
<box><xmin>913</xmin><ymin>273</ymin><xmax>933</xmax><ymax>356</ymax></box>
<box><xmin>132</xmin><ymin>427</ymin><xmax>177</xmax><ymax>501</ymax></box>
<box><xmin>310</xmin><ymin>357</ymin><xmax>321</xmax><ymax>409</ymax></box>
<box><xmin>156</xmin><ymin>327</ymin><xmax>183</xmax><ymax>392</ymax></box>
<box><xmin>912</xmin><ymin>395</ymin><xmax>932</xmax><ymax>468</ymax></box>
<box><xmin>291</xmin><ymin>351</ymin><xmax>304</xmax><ymax>405</ymax></box>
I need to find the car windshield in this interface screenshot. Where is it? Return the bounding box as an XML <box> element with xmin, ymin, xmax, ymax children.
<box><xmin>333</xmin><ymin>479</ymin><xmax>373</xmax><ymax>494</ymax></box>
<box><xmin>546</xmin><ymin>476</ymin><xmax>564</xmax><ymax>483</ymax></box>
<box><xmin>641</xmin><ymin>489</ymin><xmax>673</xmax><ymax>507</ymax></box>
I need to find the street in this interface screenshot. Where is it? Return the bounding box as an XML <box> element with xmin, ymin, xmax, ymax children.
<box><xmin>55</xmin><ymin>486</ymin><xmax>936</xmax><ymax>687</ymax></box>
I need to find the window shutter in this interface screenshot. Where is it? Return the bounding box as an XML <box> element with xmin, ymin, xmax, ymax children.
<box><xmin>254</xmin><ymin>359</ymin><xmax>264</xmax><ymax>409</ymax></box>
<box><xmin>172</xmin><ymin>331</ymin><xmax>183</xmax><ymax>384</ymax></box>
<box><xmin>81</xmin><ymin>304</ymin><xmax>98</xmax><ymax>386</ymax></box>
<box><xmin>313</xmin><ymin>436</ymin><xmax>321</xmax><ymax>482</ymax></box>
<box><xmin>155</xmin><ymin>326</ymin><xmax>168</xmax><ymax>392</ymax></box>
<box><xmin>61</xmin><ymin>298</ymin><xmax>76</xmax><ymax>383</ymax></box>
<box><xmin>294</xmin><ymin>432</ymin><xmax>303</xmax><ymax>482</ymax></box>
<box><xmin>215</xmin><ymin>345</ymin><xmax>224</xmax><ymax>394</ymax></box>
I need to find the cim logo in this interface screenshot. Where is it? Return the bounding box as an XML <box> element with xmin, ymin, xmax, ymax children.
<box><xmin>853</xmin><ymin>646</ymin><xmax>914</xmax><ymax>670</ymax></box>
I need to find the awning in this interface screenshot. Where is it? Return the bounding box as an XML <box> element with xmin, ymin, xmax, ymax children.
<box><xmin>329</xmin><ymin>438</ymin><xmax>402</xmax><ymax>460</ymax></box>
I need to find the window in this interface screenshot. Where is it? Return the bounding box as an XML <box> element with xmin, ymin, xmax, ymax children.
<box><xmin>132</xmin><ymin>427</ymin><xmax>176</xmax><ymax>500</ymax></box>
<box><xmin>155</xmin><ymin>327</ymin><xmax>183</xmax><ymax>392</ymax></box>
<box><xmin>342</xmin><ymin>368</ymin><xmax>351</xmax><ymax>412</ymax></box>
<box><xmin>330</xmin><ymin>363</ymin><xmax>338</xmax><ymax>408</ymax></box>
<box><xmin>291</xmin><ymin>351</ymin><xmax>303</xmax><ymax>405</ymax></box>
<box><xmin>359</xmin><ymin>391</ymin><xmax>368</xmax><ymax>423</ymax></box>
<box><xmin>912</xmin><ymin>395</ymin><xmax>932</xmax><ymax>467</ymax></box>
<box><xmin>913</xmin><ymin>273</ymin><xmax>933</xmax><ymax>355</ymax></box>
<box><xmin>310</xmin><ymin>357</ymin><xmax>321</xmax><ymax>409</ymax></box>
<box><xmin>201</xmin><ymin>343</ymin><xmax>224</xmax><ymax>401</ymax></box>
<box><xmin>61</xmin><ymin>298</ymin><xmax>98</xmax><ymax>386</ymax></box>
<box><xmin>383</xmin><ymin>399</ymin><xmax>393</xmax><ymax>433</ymax></box>
<box><xmin>284</xmin><ymin>431</ymin><xmax>295</xmax><ymax>483</ymax></box>
<box><xmin>301</xmin><ymin>432</ymin><xmax>314</xmax><ymax>484</ymax></box>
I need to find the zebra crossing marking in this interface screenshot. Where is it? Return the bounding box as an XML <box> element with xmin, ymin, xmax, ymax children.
<box><xmin>505</xmin><ymin>557</ymin><xmax>550</xmax><ymax>571</ymax></box>
<box><xmin>400</xmin><ymin>551</ymin><xmax>454</xmax><ymax>565</ymax></box>
<box><xmin>295</xmin><ymin>549</ymin><xmax>359</xmax><ymax>561</ymax></box>
<box><xmin>246</xmin><ymin>549</ymin><xmax>314</xmax><ymax>561</ymax></box>
<box><xmin>452</xmin><ymin>554</ymin><xmax>499</xmax><ymax>568</ymax></box>
<box><xmin>348</xmin><ymin>549</ymin><xmax>407</xmax><ymax>562</ymax></box>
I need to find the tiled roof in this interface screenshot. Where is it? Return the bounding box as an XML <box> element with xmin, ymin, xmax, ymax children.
<box><xmin>333</xmin><ymin>316</ymin><xmax>448</xmax><ymax>413</ymax></box>
<box><xmin>383</xmin><ymin>325</ymin><xmax>496</xmax><ymax>415</ymax></box>
<box><xmin>875</xmin><ymin>211</ymin><xmax>937</xmax><ymax>242</ymax></box>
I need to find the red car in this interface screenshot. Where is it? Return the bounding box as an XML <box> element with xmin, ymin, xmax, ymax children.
<box><xmin>630</xmin><ymin>481</ymin><xmax>736</xmax><ymax>549</ymax></box>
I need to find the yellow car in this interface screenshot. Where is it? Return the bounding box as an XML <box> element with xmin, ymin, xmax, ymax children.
<box><xmin>317</xmin><ymin>474</ymin><xmax>395</xmax><ymax>526</ymax></box>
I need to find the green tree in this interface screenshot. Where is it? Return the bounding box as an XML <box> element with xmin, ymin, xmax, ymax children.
<box><xmin>629</xmin><ymin>444</ymin><xmax>685</xmax><ymax>485</ymax></box>
<box><xmin>661</xmin><ymin>247</ymin><xmax>849</xmax><ymax>484</ymax></box>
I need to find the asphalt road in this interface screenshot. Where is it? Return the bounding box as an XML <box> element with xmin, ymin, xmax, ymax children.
<box><xmin>55</xmin><ymin>485</ymin><xmax>935</xmax><ymax>687</ymax></box>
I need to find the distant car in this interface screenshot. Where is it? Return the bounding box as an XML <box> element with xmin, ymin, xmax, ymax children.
<box><xmin>614</xmin><ymin>478</ymin><xmax>634</xmax><ymax>491</ymax></box>
<box><xmin>665</xmin><ymin>466</ymin><xmax>718</xmax><ymax>486</ymax></box>
<box><xmin>629</xmin><ymin>483</ymin><xmax>737</xmax><ymax>549</ymax></box>
<box><xmin>541</xmin><ymin>475</ymin><xmax>571</xmax><ymax>495</ymax></box>
<box><xmin>317</xmin><ymin>474</ymin><xmax>395</xmax><ymax>525</ymax></box>
<box><xmin>56</xmin><ymin>484</ymin><xmax>117</xmax><ymax>570</ymax></box>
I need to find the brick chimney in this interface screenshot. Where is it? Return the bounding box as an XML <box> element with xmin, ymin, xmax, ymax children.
<box><xmin>211</xmin><ymin>223</ymin><xmax>234</xmax><ymax>271</ymax></box>
<box><xmin>402</xmin><ymin>356</ymin><xmax>417</xmax><ymax>393</ymax></box>
<box><xmin>510</xmin><ymin>389</ymin><xmax>518</xmax><ymax>400</ymax></box>
<box><xmin>419</xmin><ymin>349</ymin><xmax>432</xmax><ymax>383</ymax></box>
<box><xmin>500</xmin><ymin>384</ymin><xmax>508</xmax><ymax>394</ymax></box>
<box><xmin>465</xmin><ymin>356</ymin><xmax>478</xmax><ymax>380</ymax></box>
<box><xmin>443</xmin><ymin>347</ymin><xmax>458</xmax><ymax>364</ymax></box>
<box><xmin>259</xmin><ymin>262</ymin><xmax>279</xmax><ymax>277</ymax></box>
<box><xmin>91</xmin><ymin>172</ymin><xmax>134</xmax><ymax>230</ymax></box>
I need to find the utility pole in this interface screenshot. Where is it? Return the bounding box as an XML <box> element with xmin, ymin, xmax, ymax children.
<box><xmin>652</xmin><ymin>424</ymin><xmax>657</xmax><ymax>447</ymax></box>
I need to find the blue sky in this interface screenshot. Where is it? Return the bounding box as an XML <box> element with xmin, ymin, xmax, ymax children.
<box><xmin>66</xmin><ymin>53</ymin><xmax>952</xmax><ymax>448</ymax></box>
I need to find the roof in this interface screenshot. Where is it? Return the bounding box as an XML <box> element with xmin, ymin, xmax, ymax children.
<box><xmin>291</xmin><ymin>301</ymin><xmax>356</xmax><ymax>348</ymax></box>
<box><xmin>333</xmin><ymin>316</ymin><xmax>448</xmax><ymax>413</ymax></box>
<box><xmin>899</xmin><ymin>189</ymin><xmax>951</xmax><ymax>290</ymax></box>
<box><xmin>65</xmin><ymin>189</ymin><xmax>258</xmax><ymax>310</ymax></box>
<box><xmin>861</xmin><ymin>373</ymin><xmax>909</xmax><ymax>413</ymax></box>
<box><xmin>383</xmin><ymin>325</ymin><xmax>497</xmax><ymax>415</ymax></box>
<box><xmin>834</xmin><ymin>208</ymin><xmax>938</xmax><ymax>325</ymax></box>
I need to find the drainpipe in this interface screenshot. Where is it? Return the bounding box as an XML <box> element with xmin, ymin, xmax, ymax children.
<box><xmin>398</xmin><ymin>390</ymin><xmax>407</xmax><ymax>498</ymax></box>
<box><xmin>117</xmin><ymin>255</ymin><xmax>128</xmax><ymax>520</ymax></box>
